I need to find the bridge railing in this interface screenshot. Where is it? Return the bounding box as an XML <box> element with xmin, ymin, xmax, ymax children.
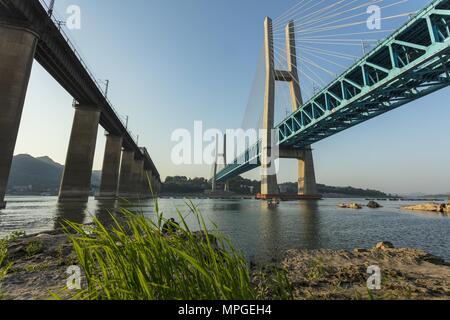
<box><xmin>37</xmin><ymin>0</ymin><xmax>139</xmax><ymax>145</ymax></box>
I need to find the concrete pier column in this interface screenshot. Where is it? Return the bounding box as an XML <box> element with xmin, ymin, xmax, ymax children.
<box><xmin>285</xmin><ymin>20</ymin><xmax>303</xmax><ymax>110</ymax></box>
<box><xmin>97</xmin><ymin>134</ymin><xmax>123</xmax><ymax>199</ymax></box>
<box><xmin>131</xmin><ymin>159</ymin><xmax>144</xmax><ymax>197</ymax></box>
<box><xmin>118</xmin><ymin>150</ymin><xmax>135</xmax><ymax>198</ymax></box>
<box><xmin>149</xmin><ymin>175</ymin><xmax>156</xmax><ymax>195</ymax></box>
<box><xmin>59</xmin><ymin>105</ymin><xmax>101</xmax><ymax>202</ymax></box>
<box><xmin>149</xmin><ymin>172</ymin><xmax>160</xmax><ymax>197</ymax></box>
<box><xmin>261</xmin><ymin>17</ymin><xmax>279</xmax><ymax>197</ymax></box>
<box><xmin>285</xmin><ymin>21</ymin><xmax>318</xmax><ymax>197</ymax></box>
<box><xmin>151</xmin><ymin>174</ymin><xmax>156</xmax><ymax>195</ymax></box>
<box><xmin>298</xmin><ymin>147</ymin><xmax>318</xmax><ymax>195</ymax></box>
<box><xmin>141</xmin><ymin>170</ymin><xmax>150</xmax><ymax>196</ymax></box>
<box><xmin>0</xmin><ymin>23</ymin><xmax>39</xmax><ymax>209</ymax></box>
<box><xmin>211</xmin><ymin>168</ymin><xmax>217</xmax><ymax>192</ymax></box>
<box><xmin>155</xmin><ymin>178</ymin><xmax>161</xmax><ymax>195</ymax></box>
<box><xmin>223</xmin><ymin>134</ymin><xmax>230</xmax><ymax>193</ymax></box>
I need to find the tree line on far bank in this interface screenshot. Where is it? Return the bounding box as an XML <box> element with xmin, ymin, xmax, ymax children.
<box><xmin>161</xmin><ymin>176</ymin><xmax>392</xmax><ymax>198</ymax></box>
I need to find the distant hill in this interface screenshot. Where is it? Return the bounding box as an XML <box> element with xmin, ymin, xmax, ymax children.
<box><xmin>279</xmin><ymin>182</ymin><xmax>392</xmax><ymax>198</ymax></box>
<box><xmin>7</xmin><ymin>154</ymin><xmax>101</xmax><ymax>195</ymax></box>
<box><xmin>402</xmin><ymin>192</ymin><xmax>450</xmax><ymax>199</ymax></box>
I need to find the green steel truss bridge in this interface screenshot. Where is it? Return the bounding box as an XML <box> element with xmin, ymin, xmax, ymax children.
<box><xmin>215</xmin><ymin>0</ymin><xmax>450</xmax><ymax>184</ymax></box>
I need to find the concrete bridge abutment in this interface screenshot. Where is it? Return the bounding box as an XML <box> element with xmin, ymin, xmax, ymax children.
<box><xmin>0</xmin><ymin>22</ymin><xmax>39</xmax><ymax>209</ymax></box>
<box><xmin>59</xmin><ymin>104</ymin><xmax>101</xmax><ymax>202</ymax></box>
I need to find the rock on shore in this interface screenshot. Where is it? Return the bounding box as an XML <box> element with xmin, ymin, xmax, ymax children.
<box><xmin>338</xmin><ymin>201</ymin><xmax>383</xmax><ymax>210</ymax></box>
<box><xmin>367</xmin><ymin>201</ymin><xmax>383</xmax><ymax>209</ymax></box>
<box><xmin>337</xmin><ymin>203</ymin><xmax>363</xmax><ymax>209</ymax></box>
<box><xmin>1</xmin><ymin>231</ymin><xmax>76</xmax><ymax>300</ymax></box>
<box><xmin>402</xmin><ymin>203</ymin><xmax>450</xmax><ymax>214</ymax></box>
<box><xmin>281</xmin><ymin>244</ymin><xmax>450</xmax><ymax>300</ymax></box>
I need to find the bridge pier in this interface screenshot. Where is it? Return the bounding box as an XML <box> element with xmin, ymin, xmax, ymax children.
<box><xmin>154</xmin><ymin>176</ymin><xmax>161</xmax><ymax>195</ymax></box>
<box><xmin>298</xmin><ymin>147</ymin><xmax>318</xmax><ymax>196</ymax></box>
<box><xmin>155</xmin><ymin>179</ymin><xmax>161</xmax><ymax>195</ymax></box>
<box><xmin>0</xmin><ymin>22</ymin><xmax>39</xmax><ymax>209</ymax></box>
<box><xmin>118</xmin><ymin>150</ymin><xmax>135</xmax><ymax>198</ymax></box>
<box><xmin>261</xmin><ymin>17</ymin><xmax>279</xmax><ymax>197</ymax></box>
<box><xmin>59</xmin><ymin>104</ymin><xmax>100</xmax><ymax>202</ymax></box>
<box><xmin>280</xmin><ymin>147</ymin><xmax>319</xmax><ymax>197</ymax></box>
<box><xmin>132</xmin><ymin>158</ymin><xmax>144</xmax><ymax>198</ymax></box>
<box><xmin>97</xmin><ymin>134</ymin><xmax>123</xmax><ymax>200</ymax></box>
<box><xmin>223</xmin><ymin>134</ymin><xmax>230</xmax><ymax>193</ymax></box>
<box><xmin>142</xmin><ymin>169</ymin><xmax>152</xmax><ymax>196</ymax></box>
<box><xmin>145</xmin><ymin>170</ymin><xmax>160</xmax><ymax>197</ymax></box>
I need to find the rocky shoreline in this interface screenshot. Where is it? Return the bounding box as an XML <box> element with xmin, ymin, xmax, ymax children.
<box><xmin>0</xmin><ymin>230</ymin><xmax>76</xmax><ymax>300</ymax></box>
<box><xmin>337</xmin><ymin>201</ymin><xmax>383</xmax><ymax>209</ymax></box>
<box><xmin>402</xmin><ymin>203</ymin><xmax>450</xmax><ymax>215</ymax></box>
<box><xmin>1</xmin><ymin>230</ymin><xmax>449</xmax><ymax>300</ymax></box>
<box><xmin>337</xmin><ymin>201</ymin><xmax>450</xmax><ymax>216</ymax></box>
<box><xmin>280</xmin><ymin>244</ymin><xmax>450</xmax><ymax>300</ymax></box>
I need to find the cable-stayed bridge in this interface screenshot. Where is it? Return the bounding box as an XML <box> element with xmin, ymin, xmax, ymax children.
<box><xmin>213</xmin><ymin>0</ymin><xmax>450</xmax><ymax>199</ymax></box>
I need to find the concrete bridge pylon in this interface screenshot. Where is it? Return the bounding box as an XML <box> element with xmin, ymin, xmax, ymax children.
<box><xmin>211</xmin><ymin>133</ymin><xmax>230</xmax><ymax>193</ymax></box>
<box><xmin>260</xmin><ymin>17</ymin><xmax>319</xmax><ymax>199</ymax></box>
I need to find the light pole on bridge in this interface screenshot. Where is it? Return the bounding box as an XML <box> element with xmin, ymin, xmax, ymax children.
<box><xmin>98</xmin><ymin>79</ymin><xmax>110</xmax><ymax>98</ymax></box>
<box><xmin>48</xmin><ymin>0</ymin><xmax>56</xmax><ymax>17</ymax></box>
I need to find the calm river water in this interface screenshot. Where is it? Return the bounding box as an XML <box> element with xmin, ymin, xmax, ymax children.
<box><xmin>1</xmin><ymin>196</ymin><xmax>449</xmax><ymax>263</ymax></box>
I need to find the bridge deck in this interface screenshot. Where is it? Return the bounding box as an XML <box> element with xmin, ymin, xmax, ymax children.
<box><xmin>216</xmin><ymin>0</ymin><xmax>450</xmax><ymax>183</ymax></box>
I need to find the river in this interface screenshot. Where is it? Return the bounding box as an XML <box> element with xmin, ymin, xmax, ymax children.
<box><xmin>1</xmin><ymin>196</ymin><xmax>449</xmax><ymax>263</ymax></box>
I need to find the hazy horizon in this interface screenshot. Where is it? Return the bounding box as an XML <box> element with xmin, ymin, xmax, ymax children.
<box><xmin>10</xmin><ymin>152</ymin><xmax>449</xmax><ymax>196</ymax></box>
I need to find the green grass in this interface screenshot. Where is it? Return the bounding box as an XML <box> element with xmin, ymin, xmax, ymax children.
<box><xmin>61</xmin><ymin>200</ymin><xmax>292</xmax><ymax>300</ymax></box>
<box><xmin>25</xmin><ymin>240</ymin><xmax>43</xmax><ymax>257</ymax></box>
<box><xmin>0</xmin><ymin>238</ymin><xmax>12</xmax><ymax>299</ymax></box>
<box><xmin>0</xmin><ymin>239</ymin><xmax>7</xmax><ymax>267</ymax></box>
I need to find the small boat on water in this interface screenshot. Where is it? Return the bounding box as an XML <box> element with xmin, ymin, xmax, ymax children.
<box><xmin>267</xmin><ymin>198</ymin><xmax>280</xmax><ymax>207</ymax></box>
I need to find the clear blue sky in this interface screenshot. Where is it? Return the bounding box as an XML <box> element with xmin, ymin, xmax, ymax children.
<box><xmin>15</xmin><ymin>0</ymin><xmax>450</xmax><ymax>194</ymax></box>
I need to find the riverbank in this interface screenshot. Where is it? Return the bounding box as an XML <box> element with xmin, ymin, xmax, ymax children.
<box><xmin>280</xmin><ymin>245</ymin><xmax>450</xmax><ymax>299</ymax></box>
<box><xmin>1</xmin><ymin>230</ymin><xmax>449</xmax><ymax>300</ymax></box>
